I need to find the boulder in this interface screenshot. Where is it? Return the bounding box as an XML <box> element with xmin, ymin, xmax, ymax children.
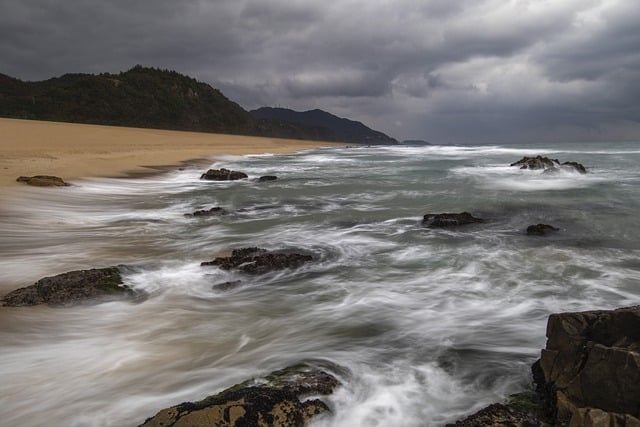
<box><xmin>200</xmin><ymin>168</ymin><xmax>248</xmax><ymax>181</ymax></box>
<box><xmin>561</xmin><ymin>161</ymin><xmax>587</xmax><ymax>174</ymax></box>
<box><xmin>423</xmin><ymin>212</ymin><xmax>483</xmax><ymax>228</ymax></box>
<box><xmin>510</xmin><ymin>156</ymin><xmax>559</xmax><ymax>170</ymax></box>
<box><xmin>535</xmin><ymin>305</ymin><xmax>640</xmax><ymax>425</ymax></box>
<box><xmin>186</xmin><ymin>207</ymin><xmax>227</xmax><ymax>217</ymax></box>
<box><xmin>526</xmin><ymin>224</ymin><xmax>559</xmax><ymax>236</ymax></box>
<box><xmin>258</xmin><ymin>175</ymin><xmax>278</xmax><ymax>182</ymax></box>
<box><xmin>16</xmin><ymin>175</ymin><xmax>70</xmax><ymax>186</ymax></box>
<box><xmin>446</xmin><ymin>402</ymin><xmax>547</xmax><ymax>427</ymax></box>
<box><xmin>2</xmin><ymin>267</ymin><xmax>135</xmax><ymax>307</ymax></box>
<box><xmin>139</xmin><ymin>364</ymin><xmax>340</xmax><ymax>427</ymax></box>
<box><xmin>202</xmin><ymin>247</ymin><xmax>313</xmax><ymax>275</ymax></box>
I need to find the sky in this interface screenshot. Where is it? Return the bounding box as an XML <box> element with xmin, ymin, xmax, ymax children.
<box><xmin>1</xmin><ymin>0</ymin><xmax>639</xmax><ymax>144</ymax></box>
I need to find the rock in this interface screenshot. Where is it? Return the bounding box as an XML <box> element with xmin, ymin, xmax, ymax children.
<box><xmin>202</xmin><ymin>247</ymin><xmax>313</xmax><ymax>275</ymax></box>
<box><xmin>185</xmin><ymin>207</ymin><xmax>227</xmax><ymax>217</ymax></box>
<box><xmin>2</xmin><ymin>267</ymin><xmax>135</xmax><ymax>307</ymax></box>
<box><xmin>422</xmin><ymin>212</ymin><xmax>483</xmax><ymax>227</ymax></box>
<box><xmin>212</xmin><ymin>280</ymin><xmax>242</xmax><ymax>291</ymax></box>
<box><xmin>16</xmin><ymin>175</ymin><xmax>70</xmax><ymax>186</ymax></box>
<box><xmin>510</xmin><ymin>156</ymin><xmax>559</xmax><ymax>170</ymax></box>
<box><xmin>139</xmin><ymin>364</ymin><xmax>340</xmax><ymax>427</ymax></box>
<box><xmin>561</xmin><ymin>161</ymin><xmax>587</xmax><ymax>174</ymax></box>
<box><xmin>446</xmin><ymin>402</ymin><xmax>548</xmax><ymax>427</ymax></box>
<box><xmin>535</xmin><ymin>305</ymin><xmax>640</xmax><ymax>425</ymax></box>
<box><xmin>526</xmin><ymin>224</ymin><xmax>559</xmax><ymax>236</ymax></box>
<box><xmin>510</xmin><ymin>156</ymin><xmax>587</xmax><ymax>173</ymax></box>
<box><xmin>200</xmin><ymin>168</ymin><xmax>248</xmax><ymax>181</ymax></box>
<box><xmin>258</xmin><ymin>175</ymin><xmax>278</xmax><ymax>182</ymax></box>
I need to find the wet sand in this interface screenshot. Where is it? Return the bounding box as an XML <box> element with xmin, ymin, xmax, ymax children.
<box><xmin>0</xmin><ymin>118</ymin><xmax>340</xmax><ymax>189</ymax></box>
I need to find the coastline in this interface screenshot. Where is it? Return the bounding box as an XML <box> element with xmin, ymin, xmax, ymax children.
<box><xmin>0</xmin><ymin>118</ymin><xmax>341</xmax><ymax>189</ymax></box>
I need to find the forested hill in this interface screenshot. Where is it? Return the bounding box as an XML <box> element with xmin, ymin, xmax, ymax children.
<box><xmin>251</xmin><ymin>107</ymin><xmax>397</xmax><ymax>145</ymax></box>
<box><xmin>0</xmin><ymin>66</ymin><xmax>397</xmax><ymax>144</ymax></box>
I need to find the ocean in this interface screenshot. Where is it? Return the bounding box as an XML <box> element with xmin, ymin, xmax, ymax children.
<box><xmin>1</xmin><ymin>141</ymin><xmax>639</xmax><ymax>426</ymax></box>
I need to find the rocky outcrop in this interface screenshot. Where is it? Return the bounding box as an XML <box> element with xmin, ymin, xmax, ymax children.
<box><xmin>446</xmin><ymin>401</ymin><xmax>547</xmax><ymax>427</ymax></box>
<box><xmin>536</xmin><ymin>305</ymin><xmax>640</xmax><ymax>425</ymax></box>
<box><xmin>16</xmin><ymin>175</ymin><xmax>70</xmax><ymax>186</ymax></box>
<box><xmin>526</xmin><ymin>224</ymin><xmax>559</xmax><ymax>236</ymax></box>
<box><xmin>201</xmin><ymin>247</ymin><xmax>313</xmax><ymax>275</ymax></box>
<box><xmin>510</xmin><ymin>156</ymin><xmax>587</xmax><ymax>174</ymax></box>
<box><xmin>185</xmin><ymin>207</ymin><xmax>228</xmax><ymax>217</ymax></box>
<box><xmin>422</xmin><ymin>212</ymin><xmax>483</xmax><ymax>228</ymax></box>
<box><xmin>511</xmin><ymin>156</ymin><xmax>559</xmax><ymax>170</ymax></box>
<box><xmin>258</xmin><ymin>175</ymin><xmax>278</xmax><ymax>182</ymax></box>
<box><xmin>200</xmin><ymin>168</ymin><xmax>248</xmax><ymax>181</ymax></box>
<box><xmin>139</xmin><ymin>364</ymin><xmax>340</xmax><ymax>427</ymax></box>
<box><xmin>2</xmin><ymin>267</ymin><xmax>135</xmax><ymax>307</ymax></box>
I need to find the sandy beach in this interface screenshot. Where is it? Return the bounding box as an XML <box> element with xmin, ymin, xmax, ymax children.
<box><xmin>0</xmin><ymin>118</ymin><xmax>340</xmax><ymax>189</ymax></box>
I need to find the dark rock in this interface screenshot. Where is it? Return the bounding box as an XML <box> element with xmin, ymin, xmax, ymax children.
<box><xmin>422</xmin><ymin>212</ymin><xmax>483</xmax><ymax>227</ymax></box>
<box><xmin>185</xmin><ymin>207</ymin><xmax>227</xmax><ymax>217</ymax></box>
<box><xmin>212</xmin><ymin>280</ymin><xmax>243</xmax><ymax>291</ymax></box>
<box><xmin>258</xmin><ymin>175</ymin><xmax>278</xmax><ymax>182</ymax></box>
<box><xmin>526</xmin><ymin>224</ymin><xmax>559</xmax><ymax>236</ymax></box>
<box><xmin>16</xmin><ymin>175</ymin><xmax>70</xmax><ymax>186</ymax></box>
<box><xmin>510</xmin><ymin>156</ymin><xmax>559</xmax><ymax>170</ymax></box>
<box><xmin>201</xmin><ymin>247</ymin><xmax>313</xmax><ymax>275</ymax></box>
<box><xmin>200</xmin><ymin>168</ymin><xmax>248</xmax><ymax>181</ymax></box>
<box><xmin>446</xmin><ymin>402</ymin><xmax>548</xmax><ymax>427</ymax></box>
<box><xmin>536</xmin><ymin>305</ymin><xmax>640</xmax><ymax>425</ymax></box>
<box><xmin>561</xmin><ymin>161</ymin><xmax>587</xmax><ymax>174</ymax></box>
<box><xmin>2</xmin><ymin>267</ymin><xmax>135</xmax><ymax>307</ymax></box>
<box><xmin>139</xmin><ymin>364</ymin><xmax>340</xmax><ymax>427</ymax></box>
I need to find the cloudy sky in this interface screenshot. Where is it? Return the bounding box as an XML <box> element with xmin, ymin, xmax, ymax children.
<box><xmin>1</xmin><ymin>0</ymin><xmax>639</xmax><ymax>143</ymax></box>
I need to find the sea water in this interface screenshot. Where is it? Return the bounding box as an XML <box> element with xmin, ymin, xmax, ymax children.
<box><xmin>1</xmin><ymin>142</ymin><xmax>639</xmax><ymax>426</ymax></box>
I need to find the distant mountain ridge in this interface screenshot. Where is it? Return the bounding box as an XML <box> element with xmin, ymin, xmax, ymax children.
<box><xmin>251</xmin><ymin>107</ymin><xmax>397</xmax><ymax>145</ymax></box>
<box><xmin>0</xmin><ymin>66</ymin><xmax>397</xmax><ymax>144</ymax></box>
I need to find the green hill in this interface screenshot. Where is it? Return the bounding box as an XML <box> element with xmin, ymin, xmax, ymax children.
<box><xmin>0</xmin><ymin>66</ymin><xmax>397</xmax><ymax>144</ymax></box>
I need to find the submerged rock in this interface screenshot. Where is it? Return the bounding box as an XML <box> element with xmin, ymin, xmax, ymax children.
<box><xmin>258</xmin><ymin>175</ymin><xmax>278</xmax><ymax>182</ymax></box>
<box><xmin>535</xmin><ymin>305</ymin><xmax>640</xmax><ymax>425</ymax></box>
<box><xmin>510</xmin><ymin>156</ymin><xmax>587</xmax><ymax>174</ymax></box>
<box><xmin>16</xmin><ymin>175</ymin><xmax>70</xmax><ymax>186</ymax></box>
<box><xmin>2</xmin><ymin>267</ymin><xmax>135</xmax><ymax>307</ymax></box>
<box><xmin>185</xmin><ymin>207</ymin><xmax>228</xmax><ymax>217</ymax></box>
<box><xmin>526</xmin><ymin>224</ymin><xmax>559</xmax><ymax>236</ymax></box>
<box><xmin>200</xmin><ymin>168</ymin><xmax>248</xmax><ymax>181</ymax></box>
<box><xmin>446</xmin><ymin>401</ymin><xmax>548</xmax><ymax>427</ymax></box>
<box><xmin>212</xmin><ymin>280</ymin><xmax>243</xmax><ymax>291</ymax></box>
<box><xmin>422</xmin><ymin>212</ymin><xmax>483</xmax><ymax>227</ymax></box>
<box><xmin>202</xmin><ymin>247</ymin><xmax>313</xmax><ymax>275</ymax></box>
<box><xmin>139</xmin><ymin>364</ymin><xmax>341</xmax><ymax>427</ymax></box>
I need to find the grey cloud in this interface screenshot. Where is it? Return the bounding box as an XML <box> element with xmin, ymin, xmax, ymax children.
<box><xmin>0</xmin><ymin>0</ymin><xmax>638</xmax><ymax>143</ymax></box>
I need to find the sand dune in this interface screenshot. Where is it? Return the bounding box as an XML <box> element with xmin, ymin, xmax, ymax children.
<box><xmin>0</xmin><ymin>118</ymin><xmax>340</xmax><ymax>188</ymax></box>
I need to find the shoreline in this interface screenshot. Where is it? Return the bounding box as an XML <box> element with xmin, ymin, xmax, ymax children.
<box><xmin>0</xmin><ymin>118</ymin><xmax>341</xmax><ymax>189</ymax></box>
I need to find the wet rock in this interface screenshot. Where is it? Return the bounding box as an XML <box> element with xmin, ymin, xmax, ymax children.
<box><xmin>202</xmin><ymin>247</ymin><xmax>313</xmax><ymax>275</ymax></box>
<box><xmin>212</xmin><ymin>280</ymin><xmax>243</xmax><ymax>291</ymax></box>
<box><xmin>560</xmin><ymin>161</ymin><xmax>587</xmax><ymax>174</ymax></box>
<box><xmin>258</xmin><ymin>175</ymin><xmax>278</xmax><ymax>182</ymax></box>
<box><xmin>16</xmin><ymin>175</ymin><xmax>70</xmax><ymax>186</ymax></box>
<box><xmin>526</xmin><ymin>224</ymin><xmax>559</xmax><ymax>236</ymax></box>
<box><xmin>139</xmin><ymin>364</ymin><xmax>340</xmax><ymax>427</ymax></box>
<box><xmin>535</xmin><ymin>305</ymin><xmax>640</xmax><ymax>425</ymax></box>
<box><xmin>2</xmin><ymin>267</ymin><xmax>135</xmax><ymax>307</ymax></box>
<box><xmin>510</xmin><ymin>156</ymin><xmax>559</xmax><ymax>170</ymax></box>
<box><xmin>422</xmin><ymin>212</ymin><xmax>483</xmax><ymax>227</ymax></box>
<box><xmin>185</xmin><ymin>207</ymin><xmax>227</xmax><ymax>217</ymax></box>
<box><xmin>200</xmin><ymin>168</ymin><xmax>248</xmax><ymax>181</ymax></box>
<box><xmin>446</xmin><ymin>402</ymin><xmax>548</xmax><ymax>427</ymax></box>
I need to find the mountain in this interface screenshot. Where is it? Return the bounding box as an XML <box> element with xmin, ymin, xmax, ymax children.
<box><xmin>0</xmin><ymin>66</ymin><xmax>397</xmax><ymax>144</ymax></box>
<box><xmin>0</xmin><ymin>66</ymin><xmax>256</xmax><ymax>134</ymax></box>
<box><xmin>251</xmin><ymin>107</ymin><xmax>397</xmax><ymax>145</ymax></box>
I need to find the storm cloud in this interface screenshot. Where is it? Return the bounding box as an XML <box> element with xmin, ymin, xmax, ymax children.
<box><xmin>1</xmin><ymin>0</ymin><xmax>639</xmax><ymax>143</ymax></box>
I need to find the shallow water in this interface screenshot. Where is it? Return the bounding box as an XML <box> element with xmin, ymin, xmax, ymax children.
<box><xmin>1</xmin><ymin>142</ymin><xmax>639</xmax><ymax>426</ymax></box>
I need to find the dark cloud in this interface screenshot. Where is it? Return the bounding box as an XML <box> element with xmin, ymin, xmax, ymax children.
<box><xmin>0</xmin><ymin>0</ymin><xmax>638</xmax><ymax>143</ymax></box>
